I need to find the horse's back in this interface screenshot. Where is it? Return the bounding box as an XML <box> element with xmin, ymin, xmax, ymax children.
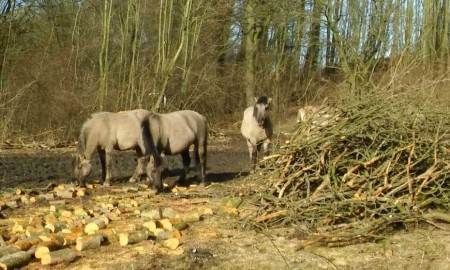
<box><xmin>82</xmin><ymin>109</ymin><xmax>151</xmax><ymax>151</ymax></box>
<box><xmin>150</xmin><ymin>110</ymin><xmax>206</xmax><ymax>154</ymax></box>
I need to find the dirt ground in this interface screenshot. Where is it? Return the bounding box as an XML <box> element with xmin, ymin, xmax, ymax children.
<box><xmin>1</xmin><ymin>131</ymin><xmax>450</xmax><ymax>270</ymax></box>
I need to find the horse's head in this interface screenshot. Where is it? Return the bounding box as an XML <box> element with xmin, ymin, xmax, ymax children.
<box><xmin>146</xmin><ymin>154</ymin><xmax>164</xmax><ymax>193</ymax></box>
<box><xmin>253</xmin><ymin>96</ymin><xmax>272</xmax><ymax>126</ymax></box>
<box><xmin>71</xmin><ymin>154</ymin><xmax>92</xmax><ymax>186</ymax></box>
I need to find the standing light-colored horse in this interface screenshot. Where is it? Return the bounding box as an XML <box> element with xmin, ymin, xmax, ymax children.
<box><xmin>144</xmin><ymin>110</ymin><xmax>208</xmax><ymax>190</ymax></box>
<box><xmin>72</xmin><ymin>109</ymin><xmax>162</xmax><ymax>188</ymax></box>
<box><xmin>240</xmin><ymin>96</ymin><xmax>273</xmax><ymax>172</ymax></box>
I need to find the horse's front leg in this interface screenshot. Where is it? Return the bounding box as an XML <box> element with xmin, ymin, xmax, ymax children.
<box><xmin>103</xmin><ymin>149</ymin><xmax>113</xmax><ymax>187</ymax></box>
<box><xmin>179</xmin><ymin>150</ymin><xmax>191</xmax><ymax>186</ymax></box>
<box><xmin>262</xmin><ymin>139</ymin><xmax>271</xmax><ymax>158</ymax></box>
<box><xmin>130</xmin><ymin>149</ymin><xmax>149</xmax><ymax>183</ymax></box>
<box><xmin>247</xmin><ymin>140</ymin><xmax>257</xmax><ymax>173</ymax></box>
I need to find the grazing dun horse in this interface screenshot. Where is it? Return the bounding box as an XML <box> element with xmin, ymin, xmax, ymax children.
<box><xmin>144</xmin><ymin>110</ymin><xmax>208</xmax><ymax>190</ymax></box>
<box><xmin>240</xmin><ymin>96</ymin><xmax>273</xmax><ymax>172</ymax></box>
<box><xmin>72</xmin><ymin>109</ymin><xmax>162</xmax><ymax>188</ymax></box>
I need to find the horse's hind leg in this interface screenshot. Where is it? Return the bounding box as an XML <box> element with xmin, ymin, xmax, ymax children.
<box><xmin>179</xmin><ymin>150</ymin><xmax>191</xmax><ymax>186</ymax></box>
<box><xmin>194</xmin><ymin>141</ymin><xmax>207</xmax><ymax>186</ymax></box>
<box><xmin>98</xmin><ymin>148</ymin><xmax>107</xmax><ymax>182</ymax></box>
<box><xmin>130</xmin><ymin>149</ymin><xmax>149</xmax><ymax>183</ymax></box>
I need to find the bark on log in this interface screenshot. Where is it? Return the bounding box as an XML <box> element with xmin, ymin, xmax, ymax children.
<box><xmin>41</xmin><ymin>248</ymin><xmax>76</xmax><ymax>265</ymax></box>
<box><xmin>75</xmin><ymin>234</ymin><xmax>103</xmax><ymax>251</ymax></box>
<box><xmin>118</xmin><ymin>230</ymin><xmax>149</xmax><ymax>246</ymax></box>
<box><xmin>13</xmin><ymin>237</ymin><xmax>41</xmax><ymax>251</ymax></box>
<box><xmin>34</xmin><ymin>239</ymin><xmax>64</xmax><ymax>259</ymax></box>
<box><xmin>0</xmin><ymin>251</ymin><xmax>32</xmax><ymax>270</ymax></box>
<box><xmin>0</xmin><ymin>246</ymin><xmax>21</xmax><ymax>258</ymax></box>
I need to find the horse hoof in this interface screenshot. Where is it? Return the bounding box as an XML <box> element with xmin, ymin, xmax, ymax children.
<box><xmin>103</xmin><ymin>182</ymin><xmax>111</xmax><ymax>187</ymax></box>
<box><xmin>129</xmin><ymin>177</ymin><xmax>137</xmax><ymax>183</ymax></box>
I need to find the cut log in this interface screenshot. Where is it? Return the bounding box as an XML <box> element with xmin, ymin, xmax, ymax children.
<box><xmin>98</xmin><ymin>228</ymin><xmax>118</xmax><ymax>244</ymax></box>
<box><xmin>142</xmin><ymin>221</ymin><xmax>157</xmax><ymax>233</ymax></box>
<box><xmin>0</xmin><ymin>251</ymin><xmax>32</xmax><ymax>270</ymax></box>
<box><xmin>75</xmin><ymin>234</ymin><xmax>103</xmax><ymax>251</ymax></box>
<box><xmin>162</xmin><ymin>208</ymin><xmax>178</xmax><ymax>219</ymax></box>
<box><xmin>19</xmin><ymin>196</ymin><xmax>29</xmax><ymax>205</ymax></box>
<box><xmin>225</xmin><ymin>197</ymin><xmax>243</xmax><ymax>208</ymax></box>
<box><xmin>118</xmin><ymin>230</ymin><xmax>149</xmax><ymax>246</ymax></box>
<box><xmin>84</xmin><ymin>219</ymin><xmax>107</xmax><ymax>235</ymax></box>
<box><xmin>153</xmin><ymin>229</ymin><xmax>170</xmax><ymax>239</ymax></box>
<box><xmin>181</xmin><ymin>212</ymin><xmax>200</xmax><ymax>223</ymax></box>
<box><xmin>25</xmin><ymin>225</ymin><xmax>46</xmax><ymax>238</ymax></box>
<box><xmin>156</xmin><ymin>219</ymin><xmax>173</xmax><ymax>231</ymax></box>
<box><xmin>41</xmin><ymin>248</ymin><xmax>76</xmax><ymax>266</ymax></box>
<box><xmin>169</xmin><ymin>230</ymin><xmax>182</xmax><ymax>239</ymax></box>
<box><xmin>141</xmin><ymin>208</ymin><xmax>162</xmax><ymax>220</ymax></box>
<box><xmin>38</xmin><ymin>193</ymin><xmax>55</xmax><ymax>201</ymax></box>
<box><xmin>75</xmin><ymin>188</ymin><xmax>86</xmax><ymax>197</ymax></box>
<box><xmin>13</xmin><ymin>237</ymin><xmax>41</xmax><ymax>251</ymax></box>
<box><xmin>34</xmin><ymin>239</ymin><xmax>64</xmax><ymax>259</ymax></box>
<box><xmin>56</xmin><ymin>190</ymin><xmax>75</xmax><ymax>199</ymax></box>
<box><xmin>74</xmin><ymin>207</ymin><xmax>89</xmax><ymax>217</ymax></box>
<box><xmin>0</xmin><ymin>246</ymin><xmax>21</xmax><ymax>258</ymax></box>
<box><xmin>163</xmin><ymin>238</ymin><xmax>180</xmax><ymax>250</ymax></box>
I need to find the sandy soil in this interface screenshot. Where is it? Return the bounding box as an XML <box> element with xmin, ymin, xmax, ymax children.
<box><xmin>1</xmin><ymin>134</ymin><xmax>450</xmax><ymax>270</ymax></box>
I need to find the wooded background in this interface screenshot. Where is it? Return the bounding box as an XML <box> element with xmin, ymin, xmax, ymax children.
<box><xmin>0</xmin><ymin>0</ymin><xmax>449</xmax><ymax>141</ymax></box>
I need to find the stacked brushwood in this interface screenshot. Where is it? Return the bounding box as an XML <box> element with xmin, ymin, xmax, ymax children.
<box><xmin>246</xmin><ymin>90</ymin><xmax>450</xmax><ymax>246</ymax></box>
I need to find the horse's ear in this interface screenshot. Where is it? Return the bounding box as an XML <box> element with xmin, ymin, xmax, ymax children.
<box><xmin>254</xmin><ymin>97</ymin><xmax>258</xmax><ymax>103</ymax></box>
<box><xmin>268</xmin><ymin>97</ymin><xmax>273</xmax><ymax>104</ymax></box>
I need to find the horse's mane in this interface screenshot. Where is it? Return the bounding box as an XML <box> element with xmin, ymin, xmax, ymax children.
<box><xmin>256</xmin><ymin>96</ymin><xmax>269</xmax><ymax>105</ymax></box>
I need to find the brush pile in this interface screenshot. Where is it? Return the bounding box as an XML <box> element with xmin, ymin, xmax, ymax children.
<box><xmin>245</xmin><ymin>90</ymin><xmax>450</xmax><ymax>246</ymax></box>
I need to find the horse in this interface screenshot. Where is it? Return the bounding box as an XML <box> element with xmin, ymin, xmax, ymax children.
<box><xmin>240</xmin><ymin>96</ymin><xmax>273</xmax><ymax>172</ymax></box>
<box><xmin>297</xmin><ymin>105</ymin><xmax>336</xmax><ymax>127</ymax></box>
<box><xmin>72</xmin><ymin>109</ymin><xmax>162</xmax><ymax>188</ymax></box>
<box><xmin>297</xmin><ymin>105</ymin><xmax>320</xmax><ymax>123</ymax></box>
<box><xmin>142</xmin><ymin>110</ymin><xmax>208</xmax><ymax>190</ymax></box>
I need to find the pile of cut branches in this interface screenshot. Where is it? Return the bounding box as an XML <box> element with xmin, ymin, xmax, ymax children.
<box><xmin>244</xmin><ymin>89</ymin><xmax>450</xmax><ymax>246</ymax></box>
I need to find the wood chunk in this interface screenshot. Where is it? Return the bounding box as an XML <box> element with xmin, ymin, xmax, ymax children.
<box><xmin>0</xmin><ymin>246</ymin><xmax>21</xmax><ymax>258</ymax></box>
<box><xmin>118</xmin><ymin>230</ymin><xmax>149</xmax><ymax>246</ymax></box>
<box><xmin>56</xmin><ymin>190</ymin><xmax>75</xmax><ymax>199</ymax></box>
<box><xmin>34</xmin><ymin>239</ymin><xmax>64</xmax><ymax>259</ymax></box>
<box><xmin>38</xmin><ymin>193</ymin><xmax>55</xmax><ymax>201</ymax></box>
<box><xmin>75</xmin><ymin>188</ymin><xmax>86</xmax><ymax>197</ymax></box>
<box><xmin>0</xmin><ymin>250</ymin><xmax>32</xmax><ymax>270</ymax></box>
<box><xmin>13</xmin><ymin>237</ymin><xmax>41</xmax><ymax>251</ymax></box>
<box><xmin>75</xmin><ymin>234</ymin><xmax>103</xmax><ymax>251</ymax></box>
<box><xmin>84</xmin><ymin>219</ymin><xmax>106</xmax><ymax>235</ymax></box>
<box><xmin>25</xmin><ymin>225</ymin><xmax>46</xmax><ymax>238</ymax></box>
<box><xmin>163</xmin><ymin>238</ymin><xmax>180</xmax><ymax>250</ymax></box>
<box><xmin>162</xmin><ymin>208</ymin><xmax>178</xmax><ymax>219</ymax></box>
<box><xmin>141</xmin><ymin>208</ymin><xmax>162</xmax><ymax>220</ymax></box>
<box><xmin>41</xmin><ymin>248</ymin><xmax>76</xmax><ymax>266</ymax></box>
<box><xmin>98</xmin><ymin>228</ymin><xmax>118</xmax><ymax>244</ymax></box>
<box><xmin>156</xmin><ymin>219</ymin><xmax>173</xmax><ymax>231</ymax></box>
<box><xmin>153</xmin><ymin>229</ymin><xmax>170</xmax><ymax>239</ymax></box>
<box><xmin>225</xmin><ymin>197</ymin><xmax>243</xmax><ymax>208</ymax></box>
<box><xmin>181</xmin><ymin>212</ymin><xmax>200</xmax><ymax>223</ymax></box>
<box><xmin>142</xmin><ymin>221</ymin><xmax>157</xmax><ymax>233</ymax></box>
<box><xmin>169</xmin><ymin>230</ymin><xmax>182</xmax><ymax>239</ymax></box>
